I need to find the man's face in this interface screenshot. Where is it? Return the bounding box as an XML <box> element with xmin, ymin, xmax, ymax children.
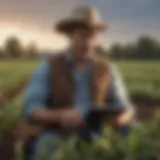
<box><xmin>70</xmin><ymin>28</ymin><xmax>100</xmax><ymax>60</ymax></box>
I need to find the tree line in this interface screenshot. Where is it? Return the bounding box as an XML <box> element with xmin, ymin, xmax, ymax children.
<box><xmin>0</xmin><ymin>35</ymin><xmax>160</xmax><ymax>59</ymax></box>
<box><xmin>0</xmin><ymin>36</ymin><xmax>38</xmax><ymax>59</ymax></box>
<box><xmin>96</xmin><ymin>35</ymin><xmax>160</xmax><ymax>60</ymax></box>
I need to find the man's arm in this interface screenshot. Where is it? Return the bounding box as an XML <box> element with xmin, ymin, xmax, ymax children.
<box><xmin>23</xmin><ymin>61</ymin><xmax>62</xmax><ymax>125</ymax></box>
<box><xmin>107</xmin><ymin>64</ymin><xmax>135</xmax><ymax>125</ymax></box>
<box><xmin>23</xmin><ymin>61</ymin><xmax>84</xmax><ymax>128</ymax></box>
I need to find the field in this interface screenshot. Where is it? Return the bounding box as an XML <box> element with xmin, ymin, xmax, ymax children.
<box><xmin>116</xmin><ymin>61</ymin><xmax>160</xmax><ymax>101</ymax></box>
<box><xmin>0</xmin><ymin>59</ymin><xmax>40</xmax><ymax>91</ymax></box>
<box><xmin>0</xmin><ymin>59</ymin><xmax>160</xmax><ymax>102</ymax></box>
<box><xmin>0</xmin><ymin>59</ymin><xmax>160</xmax><ymax>159</ymax></box>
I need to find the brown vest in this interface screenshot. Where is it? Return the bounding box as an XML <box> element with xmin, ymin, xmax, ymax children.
<box><xmin>14</xmin><ymin>53</ymin><xmax>111</xmax><ymax>142</ymax></box>
<box><xmin>49</xmin><ymin>52</ymin><xmax>110</xmax><ymax>108</ymax></box>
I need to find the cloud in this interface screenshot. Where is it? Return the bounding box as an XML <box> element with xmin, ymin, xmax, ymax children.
<box><xmin>0</xmin><ymin>22</ymin><xmax>68</xmax><ymax>50</ymax></box>
<box><xmin>0</xmin><ymin>0</ymin><xmax>159</xmax><ymax>49</ymax></box>
<box><xmin>86</xmin><ymin>0</ymin><xmax>160</xmax><ymax>46</ymax></box>
<box><xmin>0</xmin><ymin>0</ymin><xmax>84</xmax><ymax>49</ymax></box>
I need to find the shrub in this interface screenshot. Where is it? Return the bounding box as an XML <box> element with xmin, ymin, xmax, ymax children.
<box><xmin>0</xmin><ymin>100</ymin><xmax>159</xmax><ymax>160</ymax></box>
<box><xmin>52</xmin><ymin>110</ymin><xmax>160</xmax><ymax>160</ymax></box>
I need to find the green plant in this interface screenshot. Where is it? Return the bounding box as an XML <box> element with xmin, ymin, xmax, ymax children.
<box><xmin>0</xmin><ymin>100</ymin><xmax>21</xmax><ymax>131</ymax></box>
<box><xmin>51</xmin><ymin>110</ymin><xmax>160</xmax><ymax>160</ymax></box>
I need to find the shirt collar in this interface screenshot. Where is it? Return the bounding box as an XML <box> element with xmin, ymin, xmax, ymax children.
<box><xmin>65</xmin><ymin>51</ymin><xmax>94</xmax><ymax>72</ymax></box>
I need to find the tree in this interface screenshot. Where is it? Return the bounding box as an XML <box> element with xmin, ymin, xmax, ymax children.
<box><xmin>0</xmin><ymin>48</ymin><xmax>4</xmax><ymax>58</ymax></box>
<box><xmin>109</xmin><ymin>43</ymin><xmax>124</xmax><ymax>59</ymax></box>
<box><xmin>4</xmin><ymin>37</ymin><xmax>23</xmax><ymax>58</ymax></box>
<box><xmin>107</xmin><ymin>36</ymin><xmax>160</xmax><ymax>60</ymax></box>
<box><xmin>123</xmin><ymin>44</ymin><xmax>136</xmax><ymax>59</ymax></box>
<box><xmin>136</xmin><ymin>35</ymin><xmax>159</xmax><ymax>59</ymax></box>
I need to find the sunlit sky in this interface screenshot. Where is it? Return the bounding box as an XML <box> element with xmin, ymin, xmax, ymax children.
<box><xmin>0</xmin><ymin>0</ymin><xmax>160</xmax><ymax>50</ymax></box>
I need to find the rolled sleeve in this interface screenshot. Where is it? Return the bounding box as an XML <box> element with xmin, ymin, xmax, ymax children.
<box><xmin>23</xmin><ymin>61</ymin><xmax>50</xmax><ymax>119</ymax></box>
<box><xmin>107</xmin><ymin>63</ymin><xmax>135</xmax><ymax>114</ymax></box>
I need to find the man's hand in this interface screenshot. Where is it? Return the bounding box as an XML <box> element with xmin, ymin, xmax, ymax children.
<box><xmin>60</xmin><ymin>109</ymin><xmax>85</xmax><ymax>130</ymax></box>
<box><xmin>114</xmin><ymin>111</ymin><xmax>134</xmax><ymax>126</ymax></box>
<box><xmin>102</xmin><ymin>111</ymin><xmax>134</xmax><ymax>127</ymax></box>
<box><xmin>33</xmin><ymin>107</ymin><xmax>85</xmax><ymax>129</ymax></box>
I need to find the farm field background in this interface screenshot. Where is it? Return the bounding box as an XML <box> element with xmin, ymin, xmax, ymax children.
<box><xmin>0</xmin><ymin>59</ymin><xmax>160</xmax><ymax>160</ymax></box>
<box><xmin>0</xmin><ymin>59</ymin><xmax>160</xmax><ymax>101</ymax></box>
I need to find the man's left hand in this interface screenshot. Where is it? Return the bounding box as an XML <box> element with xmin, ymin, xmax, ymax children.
<box><xmin>102</xmin><ymin>111</ymin><xmax>133</xmax><ymax>127</ymax></box>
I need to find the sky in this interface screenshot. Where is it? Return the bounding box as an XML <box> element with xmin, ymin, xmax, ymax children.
<box><xmin>0</xmin><ymin>0</ymin><xmax>160</xmax><ymax>50</ymax></box>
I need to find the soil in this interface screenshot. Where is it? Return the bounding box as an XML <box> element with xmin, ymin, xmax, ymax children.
<box><xmin>0</xmin><ymin>131</ymin><xmax>16</xmax><ymax>160</ymax></box>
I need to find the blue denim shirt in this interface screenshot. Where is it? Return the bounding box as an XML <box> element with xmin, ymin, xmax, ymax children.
<box><xmin>23</xmin><ymin>55</ymin><xmax>134</xmax><ymax>159</ymax></box>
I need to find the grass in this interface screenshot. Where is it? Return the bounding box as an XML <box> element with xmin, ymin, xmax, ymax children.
<box><xmin>0</xmin><ymin>59</ymin><xmax>40</xmax><ymax>91</ymax></box>
<box><xmin>0</xmin><ymin>59</ymin><xmax>160</xmax><ymax>160</ymax></box>
<box><xmin>115</xmin><ymin>61</ymin><xmax>160</xmax><ymax>100</ymax></box>
<box><xmin>0</xmin><ymin>59</ymin><xmax>160</xmax><ymax>100</ymax></box>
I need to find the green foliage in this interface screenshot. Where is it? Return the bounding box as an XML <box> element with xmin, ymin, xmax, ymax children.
<box><xmin>0</xmin><ymin>59</ymin><xmax>40</xmax><ymax>91</ymax></box>
<box><xmin>103</xmin><ymin>35</ymin><xmax>160</xmax><ymax>60</ymax></box>
<box><xmin>0</xmin><ymin>60</ymin><xmax>160</xmax><ymax>100</ymax></box>
<box><xmin>115</xmin><ymin>61</ymin><xmax>160</xmax><ymax>100</ymax></box>
<box><xmin>0</xmin><ymin>35</ymin><xmax>160</xmax><ymax>60</ymax></box>
<box><xmin>51</xmin><ymin>111</ymin><xmax>160</xmax><ymax>160</ymax></box>
<box><xmin>136</xmin><ymin>36</ymin><xmax>160</xmax><ymax>59</ymax></box>
<box><xmin>0</xmin><ymin>100</ymin><xmax>159</xmax><ymax>160</ymax></box>
<box><xmin>27</xmin><ymin>111</ymin><xmax>160</xmax><ymax>160</ymax></box>
<box><xmin>0</xmin><ymin>100</ymin><xmax>21</xmax><ymax>131</ymax></box>
<box><xmin>4</xmin><ymin>37</ymin><xmax>24</xmax><ymax>58</ymax></box>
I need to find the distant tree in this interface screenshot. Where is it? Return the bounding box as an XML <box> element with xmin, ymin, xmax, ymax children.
<box><xmin>136</xmin><ymin>35</ymin><xmax>159</xmax><ymax>59</ymax></box>
<box><xmin>109</xmin><ymin>43</ymin><xmax>124</xmax><ymax>59</ymax></box>
<box><xmin>157</xmin><ymin>45</ymin><xmax>160</xmax><ymax>58</ymax></box>
<box><xmin>25</xmin><ymin>42</ymin><xmax>38</xmax><ymax>58</ymax></box>
<box><xmin>0</xmin><ymin>48</ymin><xmax>4</xmax><ymax>58</ymax></box>
<box><xmin>107</xmin><ymin>36</ymin><xmax>160</xmax><ymax>60</ymax></box>
<box><xmin>123</xmin><ymin>44</ymin><xmax>136</xmax><ymax>59</ymax></box>
<box><xmin>4</xmin><ymin>37</ymin><xmax>23</xmax><ymax>58</ymax></box>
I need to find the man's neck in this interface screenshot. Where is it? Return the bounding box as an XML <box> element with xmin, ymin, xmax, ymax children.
<box><xmin>71</xmin><ymin>54</ymin><xmax>90</xmax><ymax>71</ymax></box>
<box><xmin>75</xmin><ymin>59</ymin><xmax>88</xmax><ymax>71</ymax></box>
<box><xmin>69</xmin><ymin>48</ymin><xmax>93</xmax><ymax>71</ymax></box>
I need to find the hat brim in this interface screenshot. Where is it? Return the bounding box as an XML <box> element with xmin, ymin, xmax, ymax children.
<box><xmin>55</xmin><ymin>19</ymin><xmax>107</xmax><ymax>34</ymax></box>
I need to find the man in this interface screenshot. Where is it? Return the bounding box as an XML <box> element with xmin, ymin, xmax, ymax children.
<box><xmin>23</xmin><ymin>6</ymin><xmax>135</xmax><ymax>160</ymax></box>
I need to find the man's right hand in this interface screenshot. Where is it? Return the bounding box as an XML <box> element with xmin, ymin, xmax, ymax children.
<box><xmin>59</xmin><ymin>109</ymin><xmax>85</xmax><ymax>130</ymax></box>
<box><xmin>33</xmin><ymin>108</ymin><xmax>85</xmax><ymax>130</ymax></box>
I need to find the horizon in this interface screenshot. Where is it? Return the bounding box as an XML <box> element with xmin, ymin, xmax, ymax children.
<box><xmin>0</xmin><ymin>0</ymin><xmax>160</xmax><ymax>50</ymax></box>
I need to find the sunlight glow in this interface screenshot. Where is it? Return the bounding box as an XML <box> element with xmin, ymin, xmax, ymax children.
<box><xmin>0</xmin><ymin>24</ymin><xmax>68</xmax><ymax>50</ymax></box>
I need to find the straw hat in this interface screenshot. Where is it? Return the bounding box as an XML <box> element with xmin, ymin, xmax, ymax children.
<box><xmin>55</xmin><ymin>6</ymin><xmax>107</xmax><ymax>34</ymax></box>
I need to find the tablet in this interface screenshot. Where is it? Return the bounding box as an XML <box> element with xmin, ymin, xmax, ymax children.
<box><xmin>85</xmin><ymin>107</ymin><xmax>125</xmax><ymax>129</ymax></box>
<box><xmin>86</xmin><ymin>107</ymin><xmax>124</xmax><ymax>118</ymax></box>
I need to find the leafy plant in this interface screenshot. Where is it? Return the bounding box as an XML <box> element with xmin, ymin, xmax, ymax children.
<box><xmin>51</xmin><ymin>110</ymin><xmax>160</xmax><ymax>160</ymax></box>
<box><xmin>0</xmin><ymin>100</ymin><xmax>21</xmax><ymax>131</ymax></box>
<box><xmin>0</xmin><ymin>99</ymin><xmax>159</xmax><ymax>160</ymax></box>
